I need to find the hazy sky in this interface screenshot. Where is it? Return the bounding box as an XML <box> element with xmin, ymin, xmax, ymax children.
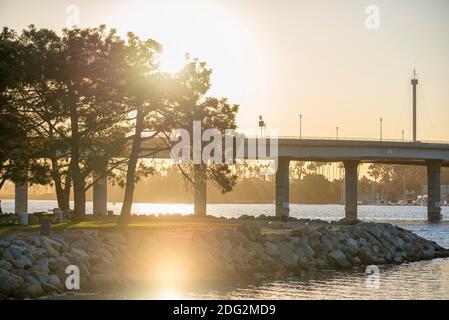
<box><xmin>1</xmin><ymin>0</ymin><xmax>448</xmax><ymax>141</ymax></box>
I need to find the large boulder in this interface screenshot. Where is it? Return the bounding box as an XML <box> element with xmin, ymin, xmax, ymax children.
<box><xmin>0</xmin><ymin>270</ymin><xmax>25</xmax><ymax>296</ymax></box>
<box><xmin>23</xmin><ymin>283</ymin><xmax>44</xmax><ymax>298</ymax></box>
<box><xmin>12</xmin><ymin>254</ymin><xmax>33</xmax><ymax>269</ymax></box>
<box><xmin>264</xmin><ymin>242</ymin><xmax>278</xmax><ymax>256</ymax></box>
<box><xmin>0</xmin><ymin>259</ymin><xmax>12</xmax><ymax>271</ymax></box>
<box><xmin>69</xmin><ymin>247</ymin><xmax>89</xmax><ymax>259</ymax></box>
<box><xmin>49</xmin><ymin>255</ymin><xmax>71</xmax><ymax>272</ymax></box>
<box><xmin>237</xmin><ymin>225</ymin><xmax>261</xmax><ymax>242</ymax></box>
<box><xmin>7</xmin><ymin>245</ymin><xmax>26</xmax><ymax>260</ymax></box>
<box><xmin>0</xmin><ymin>239</ymin><xmax>10</xmax><ymax>248</ymax></box>
<box><xmin>327</xmin><ymin>249</ymin><xmax>351</xmax><ymax>269</ymax></box>
<box><xmin>43</xmin><ymin>243</ymin><xmax>60</xmax><ymax>258</ymax></box>
<box><xmin>36</xmin><ymin>257</ymin><xmax>50</xmax><ymax>273</ymax></box>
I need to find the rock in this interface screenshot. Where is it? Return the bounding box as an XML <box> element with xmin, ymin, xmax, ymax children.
<box><xmin>85</xmin><ymin>253</ymin><xmax>106</xmax><ymax>266</ymax></box>
<box><xmin>7</xmin><ymin>245</ymin><xmax>25</xmax><ymax>259</ymax></box>
<box><xmin>12</xmin><ymin>239</ymin><xmax>30</xmax><ymax>248</ymax></box>
<box><xmin>358</xmin><ymin>247</ymin><xmax>378</xmax><ymax>264</ymax></box>
<box><xmin>327</xmin><ymin>249</ymin><xmax>351</xmax><ymax>269</ymax></box>
<box><xmin>343</xmin><ymin>238</ymin><xmax>359</xmax><ymax>256</ymax></box>
<box><xmin>0</xmin><ymin>269</ymin><xmax>25</xmax><ymax>296</ymax></box>
<box><xmin>237</xmin><ymin>225</ymin><xmax>260</xmax><ymax>242</ymax></box>
<box><xmin>47</xmin><ymin>274</ymin><xmax>62</xmax><ymax>289</ymax></box>
<box><xmin>21</xmin><ymin>274</ymin><xmax>41</xmax><ymax>287</ymax></box>
<box><xmin>320</xmin><ymin>235</ymin><xmax>337</xmax><ymax>251</ymax></box>
<box><xmin>95</xmin><ymin>247</ymin><xmax>113</xmax><ymax>261</ymax></box>
<box><xmin>337</xmin><ymin>218</ymin><xmax>363</xmax><ymax>225</ymax></box>
<box><xmin>279</xmin><ymin>253</ymin><xmax>299</xmax><ymax>268</ymax></box>
<box><xmin>24</xmin><ymin>235</ymin><xmax>42</xmax><ymax>246</ymax></box>
<box><xmin>301</xmin><ymin>244</ymin><xmax>316</xmax><ymax>258</ymax></box>
<box><xmin>366</xmin><ymin>224</ymin><xmax>384</xmax><ymax>239</ymax></box>
<box><xmin>26</xmin><ymin>247</ymin><xmax>47</xmax><ymax>260</ymax></box>
<box><xmin>49</xmin><ymin>255</ymin><xmax>71</xmax><ymax>272</ymax></box>
<box><xmin>0</xmin><ymin>259</ymin><xmax>12</xmax><ymax>271</ymax></box>
<box><xmin>276</xmin><ymin>242</ymin><xmax>293</xmax><ymax>257</ymax></box>
<box><xmin>42</xmin><ymin>237</ymin><xmax>63</xmax><ymax>251</ymax></box>
<box><xmin>37</xmin><ymin>257</ymin><xmax>50</xmax><ymax>272</ymax></box>
<box><xmin>228</xmin><ymin>230</ymin><xmax>249</xmax><ymax>246</ymax></box>
<box><xmin>12</xmin><ymin>254</ymin><xmax>32</xmax><ymax>269</ymax></box>
<box><xmin>0</xmin><ymin>275</ymin><xmax>15</xmax><ymax>296</ymax></box>
<box><xmin>70</xmin><ymin>247</ymin><xmax>89</xmax><ymax>259</ymax></box>
<box><xmin>308</xmin><ymin>231</ymin><xmax>322</xmax><ymax>247</ymax></box>
<box><xmin>23</xmin><ymin>283</ymin><xmax>44</xmax><ymax>298</ymax></box>
<box><xmin>291</xmin><ymin>225</ymin><xmax>310</xmax><ymax>237</ymax></box>
<box><xmin>30</xmin><ymin>265</ymin><xmax>48</xmax><ymax>275</ymax></box>
<box><xmin>348</xmin><ymin>256</ymin><xmax>362</xmax><ymax>266</ymax></box>
<box><xmin>42</xmin><ymin>282</ymin><xmax>63</xmax><ymax>294</ymax></box>
<box><xmin>312</xmin><ymin>243</ymin><xmax>329</xmax><ymax>260</ymax></box>
<box><xmin>0</xmin><ymin>240</ymin><xmax>10</xmax><ymax>247</ymax></box>
<box><xmin>91</xmin><ymin>272</ymin><xmax>118</xmax><ymax>287</ymax></box>
<box><xmin>264</xmin><ymin>242</ymin><xmax>278</xmax><ymax>256</ymax></box>
<box><xmin>51</xmin><ymin>237</ymin><xmax>69</xmax><ymax>251</ymax></box>
<box><xmin>43</xmin><ymin>243</ymin><xmax>60</xmax><ymax>257</ymax></box>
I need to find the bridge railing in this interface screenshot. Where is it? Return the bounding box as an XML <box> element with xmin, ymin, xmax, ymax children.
<box><xmin>242</xmin><ymin>135</ymin><xmax>449</xmax><ymax>144</ymax></box>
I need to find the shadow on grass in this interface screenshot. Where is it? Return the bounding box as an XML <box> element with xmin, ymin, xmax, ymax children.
<box><xmin>0</xmin><ymin>215</ymin><xmax>239</xmax><ymax>235</ymax></box>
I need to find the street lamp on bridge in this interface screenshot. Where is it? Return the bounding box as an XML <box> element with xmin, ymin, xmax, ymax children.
<box><xmin>299</xmin><ymin>114</ymin><xmax>302</xmax><ymax>139</ymax></box>
<box><xmin>336</xmin><ymin>126</ymin><xmax>339</xmax><ymax>140</ymax></box>
<box><xmin>380</xmin><ymin>117</ymin><xmax>383</xmax><ymax>141</ymax></box>
<box><xmin>258</xmin><ymin>115</ymin><xmax>266</xmax><ymax>138</ymax></box>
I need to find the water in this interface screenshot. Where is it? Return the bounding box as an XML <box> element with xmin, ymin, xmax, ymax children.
<box><xmin>1</xmin><ymin>199</ymin><xmax>449</xmax><ymax>222</ymax></box>
<box><xmin>3</xmin><ymin>200</ymin><xmax>449</xmax><ymax>299</ymax></box>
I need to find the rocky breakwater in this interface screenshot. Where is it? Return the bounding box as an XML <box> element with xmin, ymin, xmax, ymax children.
<box><xmin>0</xmin><ymin>231</ymin><xmax>130</xmax><ymax>299</ymax></box>
<box><xmin>189</xmin><ymin>219</ymin><xmax>449</xmax><ymax>275</ymax></box>
<box><xmin>1</xmin><ymin>219</ymin><xmax>449</xmax><ymax>299</ymax></box>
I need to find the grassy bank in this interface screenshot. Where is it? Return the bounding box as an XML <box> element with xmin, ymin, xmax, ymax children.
<box><xmin>0</xmin><ymin>215</ymin><xmax>239</xmax><ymax>237</ymax></box>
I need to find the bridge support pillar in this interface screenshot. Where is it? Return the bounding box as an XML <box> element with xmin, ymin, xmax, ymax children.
<box><xmin>275</xmin><ymin>157</ymin><xmax>290</xmax><ymax>218</ymax></box>
<box><xmin>93</xmin><ymin>172</ymin><xmax>108</xmax><ymax>216</ymax></box>
<box><xmin>343</xmin><ymin>160</ymin><xmax>359</xmax><ymax>221</ymax></box>
<box><xmin>194</xmin><ymin>164</ymin><xmax>207</xmax><ymax>216</ymax></box>
<box><xmin>427</xmin><ymin>160</ymin><xmax>442</xmax><ymax>223</ymax></box>
<box><xmin>15</xmin><ymin>182</ymin><xmax>28</xmax><ymax>214</ymax></box>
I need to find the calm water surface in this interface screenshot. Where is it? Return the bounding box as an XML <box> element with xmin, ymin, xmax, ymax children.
<box><xmin>3</xmin><ymin>200</ymin><xmax>449</xmax><ymax>299</ymax></box>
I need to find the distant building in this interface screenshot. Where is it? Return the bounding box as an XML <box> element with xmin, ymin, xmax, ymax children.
<box><xmin>405</xmin><ymin>190</ymin><xmax>416</xmax><ymax>201</ymax></box>
<box><xmin>421</xmin><ymin>185</ymin><xmax>449</xmax><ymax>202</ymax></box>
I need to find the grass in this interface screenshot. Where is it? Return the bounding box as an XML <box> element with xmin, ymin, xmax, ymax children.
<box><xmin>0</xmin><ymin>215</ymin><xmax>240</xmax><ymax>236</ymax></box>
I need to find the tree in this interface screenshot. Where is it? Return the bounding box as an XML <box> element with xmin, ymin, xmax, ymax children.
<box><xmin>117</xmin><ymin>33</ymin><xmax>172</xmax><ymax>222</ymax></box>
<box><xmin>168</xmin><ymin>60</ymin><xmax>239</xmax><ymax>215</ymax></box>
<box><xmin>0</xmin><ymin>27</ymin><xmax>51</xmax><ymax>194</ymax></box>
<box><xmin>1</xmin><ymin>25</ymin><xmax>133</xmax><ymax>218</ymax></box>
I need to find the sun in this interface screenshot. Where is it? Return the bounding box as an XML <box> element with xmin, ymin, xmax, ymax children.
<box><xmin>106</xmin><ymin>0</ymin><xmax>262</xmax><ymax>101</ymax></box>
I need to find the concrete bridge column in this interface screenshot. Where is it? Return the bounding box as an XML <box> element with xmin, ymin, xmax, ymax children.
<box><xmin>194</xmin><ymin>164</ymin><xmax>207</xmax><ymax>216</ymax></box>
<box><xmin>427</xmin><ymin>160</ymin><xmax>442</xmax><ymax>223</ymax></box>
<box><xmin>93</xmin><ymin>173</ymin><xmax>108</xmax><ymax>216</ymax></box>
<box><xmin>275</xmin><ymin>157</ymin><xmax>290</xmax><ymax>218</ymax></box>
<box><xmin>15</xmin><ymin>182</ymin><xmax>28</xmax><ymax>214</ymax></box>
<box><xmin>343</xmin><ymin>160</ymin><xmax>359</xmax><ymax>221</ymax></box>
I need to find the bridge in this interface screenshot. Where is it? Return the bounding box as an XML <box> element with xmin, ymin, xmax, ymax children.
<box><xmin>12</xmin><ymin>136</ymin><xmax>449</xmax><ymax>223</ymax></box>
<box><xmin>265</xmin><ymin>138</ymin><xmax>449</xmax><ymax>222</ymax></box>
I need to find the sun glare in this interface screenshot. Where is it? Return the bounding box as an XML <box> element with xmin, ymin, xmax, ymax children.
<box><xmin>107</xmin><ymin>0</ymin><xmax>262</xmax><ymax>101</ymax></box>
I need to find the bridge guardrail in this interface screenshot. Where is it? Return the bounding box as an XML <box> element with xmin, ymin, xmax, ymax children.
<box><xmin>242</xmin><ymin>135</ymin><xmax>449</xmax><ymax>144</ymax></box>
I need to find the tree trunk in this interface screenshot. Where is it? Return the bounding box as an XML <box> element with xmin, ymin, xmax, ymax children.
<box><xmin>119</xmin><ymin>108</ymin><xmax>144</xmax><ymax>223</ymax></box>
<box><xmin>50</xmin><ymin>157</ymin><xmax>71</xmax><ymax>211</ymax></box>
<box><xmin>193</xmin><ymin>164</ymin><xmax>207</xmax><ymax>215</ymax></box>
<box><xmin>70</xmin><ymin>104</ymin><xmax>85</xmax><ymax>219</ymax></box>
